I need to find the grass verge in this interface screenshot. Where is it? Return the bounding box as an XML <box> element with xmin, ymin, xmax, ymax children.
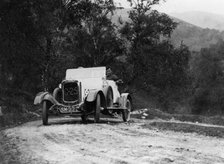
<box><xmin>144</xmin><ymin>108</ymin><xmax>224</xmax><ymax>126</ymax></box>
<box><xmin>142</xmin><ymin>121</ymin><xmax>224</xmax><ymax>138</ymax></box>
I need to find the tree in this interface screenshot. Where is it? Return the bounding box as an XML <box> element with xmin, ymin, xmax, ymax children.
<box><xmin>0</xmin><ymin>0</ymin><xmax>94</xmax><ymax>92</ymax></box>
<box><xmin>120</xmin><ymin>0</ymin><xmax>189</xmax><ymax>90</ymax></box>
<box><xmin>63</xmin><ymin>0</ymin><xmax>125</xmax><ymax>67</ymax></box>
<box><xmin>0</xmin><ymin>0</ymin><xmax>45</xmax><ymax>92</ymax></box>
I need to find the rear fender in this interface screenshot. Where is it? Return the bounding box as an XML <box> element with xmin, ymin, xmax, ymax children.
<box><xmin>34</xmin><ymin>92</ymin><xmax>59</xmax><ymax>105</ymax></box>
<box><xmin>120</xmin><ymin>93</ymin><xmax>132</xmax><ymax>109</ymax></box>
<box><xmin>102</xmin><ymin>86</ymin><xmax>113</xmax><ymax>98</ymax></box>
<box><xmin>86</xmin><ymin>90</ymin><xmax>106</xmax><ymax>108</ymax></box>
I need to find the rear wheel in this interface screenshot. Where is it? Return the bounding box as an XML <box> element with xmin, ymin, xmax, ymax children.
<box><xmin>94</xmin><ymin>94</ymin><xmax>101</xmax><ymax>123</ymax></box>
<box><xmin>42</xmin><ymin>101</ymin><xmax>50</xmax><ymax>125</ymax></box>
<box><xmin>122</xmin><ymin>98</ymin><xmax>132</xmax><ymax>122</ymax></box>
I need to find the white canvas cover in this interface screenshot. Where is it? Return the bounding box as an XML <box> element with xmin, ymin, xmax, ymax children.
<box><xmin>65</xmin><ymin>67</ymin><xmax>106</xmax><ymax>80</ymax></box>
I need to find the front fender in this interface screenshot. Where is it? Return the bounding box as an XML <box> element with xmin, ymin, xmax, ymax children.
<box><xmin>86</xmin><ymin>90</ymin><xmax>106</xmax><ymax>108</ymax></box>
<box><xmin>86</xmin><ymin>90</ymin><xmax>104</xmax><ymax>102</ymax></box>
<box><xmin>34</xmin><ymin>91</ymin><xmax>59</xmax><ymax>105</ymax></box>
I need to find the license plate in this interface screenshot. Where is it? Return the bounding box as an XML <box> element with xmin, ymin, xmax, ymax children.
<box><xmin>59</xmin><ymin>106</ymin><xmax>77</xmax><ymax>113</ymax></box>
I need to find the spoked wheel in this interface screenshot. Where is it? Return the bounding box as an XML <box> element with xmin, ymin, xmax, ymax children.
<box><xmin>122</xmin><ymin>98</ymin><xmax>132</xmax><ymax>122</ymax></box>
<box><xmin>42</xmin><ymin>101</ymin><xmax>50</xmax><ymax>125</ymax></box>
<box><xmin>94</xmin><ymin>94</ymin><xmax>101</xmax><ymax>123</ymax></box>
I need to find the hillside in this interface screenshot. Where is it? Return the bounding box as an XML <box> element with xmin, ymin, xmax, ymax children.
<box><xmin>169</xmin><ymin>11</ymin><xmax>224</xmax><ymax>31</ymax></box>
<box><xmin>170</xmin><ymin>17</ymin><xmax>224</xmax><ymax>51</ymax></box>
<box><xmin>113</xmin><ymin>9</ymin><xmax>224</xmax><ymax>51</ymax></box>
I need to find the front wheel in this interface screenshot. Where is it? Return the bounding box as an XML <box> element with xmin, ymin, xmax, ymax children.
<box><xmin>94</xmin><ymin>94</ymin><xmax>101</xmax><ymax>123</ymax></box>
<box><xmin>42</xmin><ymin>101</ymin><xmax>50</xmax><ymax>125</ymax></box>
<box><xmin>122</xmin><ymin>98</ymin><xmax>132</xmax><ymax>122</ymax></box>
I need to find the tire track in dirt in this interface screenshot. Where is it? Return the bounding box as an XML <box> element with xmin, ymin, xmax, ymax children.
<box><xmin>1</xmin><ymin>117</ymin><xmax>224</xmax><ymax>164</ymax></box>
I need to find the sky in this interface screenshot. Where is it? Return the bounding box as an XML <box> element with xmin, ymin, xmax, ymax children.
<box><xmin>114</xmin><ymin>0</ymin><xmax>224</xmax><ymax>15</ymax></box>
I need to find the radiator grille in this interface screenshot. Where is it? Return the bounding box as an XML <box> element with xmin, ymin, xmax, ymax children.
<box><xmin>63</xmin><ymin>82</ymin><xmax>79</xmax><ymax>103</ymax></box>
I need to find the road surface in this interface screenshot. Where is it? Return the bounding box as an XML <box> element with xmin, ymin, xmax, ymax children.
<box><xmin>1</xmin><ymin>117</ymin><xmax>224</xmax><ymax>164</ymax></box>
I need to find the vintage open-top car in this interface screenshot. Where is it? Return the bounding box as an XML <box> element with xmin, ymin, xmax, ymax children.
<box><xmin>34</xmin><ymin>67</ymin><xmax>132</xmax><ymax>125</ymax></box>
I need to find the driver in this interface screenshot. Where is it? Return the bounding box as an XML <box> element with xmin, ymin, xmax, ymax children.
<box><xmin>106</xmin><ymin>68</ymin><xmax>119</xmax><ymax>81</ymax></box>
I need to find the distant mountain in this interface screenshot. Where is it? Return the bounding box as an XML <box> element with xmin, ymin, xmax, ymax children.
<box><xmin>169</xmin><ymin>11</ymin><xmax>224</xmax><ymax>31</ymax></box>
<box><xmin>170</xmin><ymin>17</ymin><xmax>224</xmax><ymax>51</ymax></box>
<box><xmin>112</xmin><ymin>9</ymin><xmax>224</xmax><ymax>51</ymax></box>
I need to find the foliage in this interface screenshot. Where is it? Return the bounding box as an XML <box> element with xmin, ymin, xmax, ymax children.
<box><xmin>190</xmin><ymin>40</ymin><xmax>224</xmax><ymax>114</ymax></box>
<box><xmin>62</xmin><ymin>0</ymin><xmax>125</xmax><ymax>67</ymax></box>
<box><xmin>0</xmin><ymin>0</ymin><xmax>69</xmax><ymax>92</ymax></box>
<box><xmin>0</xmin><ymin>0</ymin><xmax>124</xmax><ymax>92</ymax></box>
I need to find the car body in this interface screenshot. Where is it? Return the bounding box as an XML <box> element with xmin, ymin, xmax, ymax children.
<box><xmin>34</xmin><ymin>67</ymin><xmax>132</xmax><ymax>125</ymax></box>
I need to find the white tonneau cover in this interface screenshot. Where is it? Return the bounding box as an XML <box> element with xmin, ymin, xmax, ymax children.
<box><xmin>65</xmin><ymin>67</ymin><xmax>106</xmax><ymax>80</ymax></box>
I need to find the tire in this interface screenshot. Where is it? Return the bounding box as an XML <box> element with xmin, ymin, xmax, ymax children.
<box><xmin>106</xmin><ymin>87</ymin><xmax>113</xmax><ymax>107</ymax></box>
<box><xmin>42</xmin><ymin>101</ymin><xmax>50</xmax><ymax>125</ymax></box>
<box><xmin>94</xmin><ymin>94</ymin><xmax>101</xmax><ymax>123</ymax></box>
<box><xmin>122</xmin><ymin>98</ymin><xmax>132</xmax><ymax>122</ymax></box>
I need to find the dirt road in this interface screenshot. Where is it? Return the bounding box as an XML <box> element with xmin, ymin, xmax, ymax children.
<box><xmin>1</xmin><ymin>117</ymin><xmax>224</xmax><ymax>164</ymax></box>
